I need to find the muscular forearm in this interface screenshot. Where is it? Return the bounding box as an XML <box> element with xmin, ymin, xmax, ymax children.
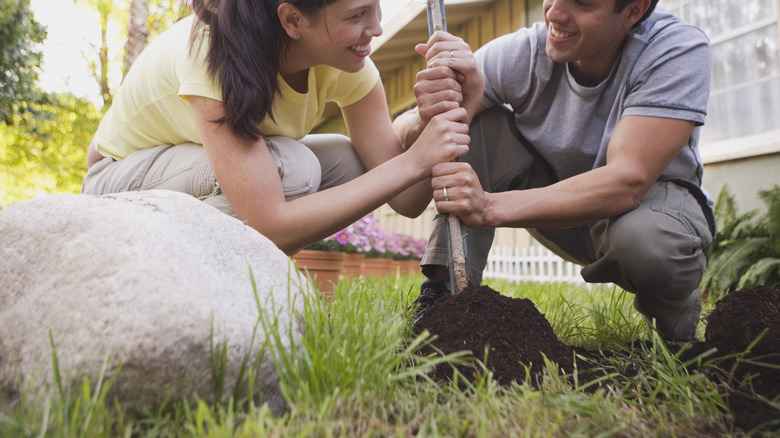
<box><xmin>486</xmin><ymin>167</ymin><xmax>648</xmax><ymax>229</ymax></box>
<box><xmin>481</xmin><ymin>117</ymin><xmax>692</xmax><ymax>230</ymax></box>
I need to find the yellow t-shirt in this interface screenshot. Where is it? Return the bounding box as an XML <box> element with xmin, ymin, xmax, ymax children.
<box><xmin>95</xmin><ymin>15</ymin><xmax>380</xmax><ymax>160</ymax></box>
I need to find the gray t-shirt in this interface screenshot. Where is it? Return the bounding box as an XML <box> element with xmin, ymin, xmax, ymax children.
<box><xmin>477</xmin><ymin>8</ymin><xmax>712</xmax><ymax>203</ymax></box>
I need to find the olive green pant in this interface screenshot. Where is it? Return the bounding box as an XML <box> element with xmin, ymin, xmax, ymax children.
<box><xmin>422</xmin><ymin>107</ymin><xmax>716</xmax><ymax>340</ymax></box>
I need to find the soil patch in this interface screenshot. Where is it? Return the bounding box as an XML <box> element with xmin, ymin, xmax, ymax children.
<box><xmin>412</xmin><ymin>284</ymin><xmax>780</xmax><ymax>434</ymax></box>
<box><xmin>413</xmin><ymin>285</ymin><xmax>575</xmax><ymax>385</ymax></box>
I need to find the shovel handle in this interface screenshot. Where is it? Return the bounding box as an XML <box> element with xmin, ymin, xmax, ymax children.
<box><xmin>426</xmin><ymin>0</ymin><xmax>447</xmax><ymax>35</ymax></box>
<box><xmin>447</xmin><ymin>214</ymin><xmax>468</xmax><ymax>292</ymax></box>
<box><xmin>426</xmin><ymin>0</ymin><xmax>467</xmax><ymax>294</ymax></box>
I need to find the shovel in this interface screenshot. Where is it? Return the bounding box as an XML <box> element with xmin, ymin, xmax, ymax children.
<box><xmin>426</xmin><ymin>0</ymin><xmax>469</xmax><ymax>295</ymax></box>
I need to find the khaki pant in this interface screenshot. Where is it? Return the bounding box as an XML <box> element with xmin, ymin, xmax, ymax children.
<box><xmin>82</xmin><ymin>134</ymin><xmax>366</xmax><ymax>216</ymax></box>
<box><xmin>422</xmin><ymin>106</ymin><xmax>716</xmax><ymax>340</ymax></box>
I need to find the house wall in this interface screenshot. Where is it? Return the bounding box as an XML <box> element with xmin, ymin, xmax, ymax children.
<box><xmin>703</xmin><ymin>153</ymin><xmax>780</xmax><ymax>214</ymax></box>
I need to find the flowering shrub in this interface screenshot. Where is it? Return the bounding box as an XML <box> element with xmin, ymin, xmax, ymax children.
<box><xmin>383</xmin><ymin>230</ymin><xmax>427</xmax><ymax>260</ymax></box>
<box><xmin>326</xmin><ymin>214</ymin><xmax>373</xmax><ymax>253</ymax></box>
<box><xmin>305</xmin><ymin>213</ymin><xmax>426</xmax><ymax>260</ymax></box>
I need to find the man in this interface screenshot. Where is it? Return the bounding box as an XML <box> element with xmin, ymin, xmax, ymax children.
<box><xmin>394</xmin><ymin>0</ymin><xmax>715</xmax><ymax>341</ymax></box>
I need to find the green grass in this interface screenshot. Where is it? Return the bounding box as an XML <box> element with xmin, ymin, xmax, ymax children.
<box><xmin>0</xmin><ymin>275</ymin><xmax>750</xmax><ymax>437</ymax></box>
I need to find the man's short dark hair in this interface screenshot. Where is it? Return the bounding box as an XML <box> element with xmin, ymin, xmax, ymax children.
<box><xmin>616</xmin><ymin>0</ymin><xmax>659</xmax><ymax>26</ymax></box>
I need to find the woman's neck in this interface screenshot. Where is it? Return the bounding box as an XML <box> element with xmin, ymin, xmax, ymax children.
<box><xmin>279</xmin><ymin>47</ymin><xmax>312</xmax><ymax>93</ymax></box>
<box><xmin>279</xmin><ymin>68</ymin><xmax>310</xmax><ymax>93</ymax></box>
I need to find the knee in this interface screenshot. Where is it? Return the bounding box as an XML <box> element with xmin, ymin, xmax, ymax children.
<box><xmin>604</xmin><ymin>211</ymin><xmax>705</xmax><ymax>295</ymax></box>
<box><xmin>301</xmin><ymin>134</ymin><xmax>365</xmax><ymax>189</ymax></box>
<box><xmin>265</xmin><ymin>137</ymin><xmax>322</xmax><ymax>200</ymax></box>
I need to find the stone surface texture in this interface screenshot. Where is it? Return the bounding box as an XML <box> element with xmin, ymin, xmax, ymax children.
<box><xmin>0</xmin><ymin>190</ymin><xmax>310</xmax><ymax>415</ymax></box>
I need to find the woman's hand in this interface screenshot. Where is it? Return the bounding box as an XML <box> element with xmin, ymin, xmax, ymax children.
<box><xmin>406</xmin><ymin>107</ymin><xmax>471</xmax><ymax>177</ymax></box>
<box><xmin>415</xmin><ymin>32</ymin><xmax>484</xmax><ymax>125</ymax></box>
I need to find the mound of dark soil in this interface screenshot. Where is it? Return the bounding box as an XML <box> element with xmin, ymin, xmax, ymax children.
<box><xmin>412</xmin><ymin>284</ymin><xmax>780</xmax><ymax>433</ymax></box>
<box><xmin>413</xmin><ymin>285</ymin><xmax>574</xmax><ymax>385</ymax></box>
<box><xmin>688</xmin><ymin>285</ymin><xmax>780</xmax><ymax>432</ymax></box>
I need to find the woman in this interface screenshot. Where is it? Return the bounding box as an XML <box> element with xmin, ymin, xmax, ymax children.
<box><xmin>82</xmin><ymin>0</ymin><xmax>470</xmax><ymax>254</ymax></box>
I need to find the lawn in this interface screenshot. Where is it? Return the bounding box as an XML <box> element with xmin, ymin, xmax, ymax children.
<box><xmin>1</xmin><ymin>274</ymin><xmax>777</xmax><ymax>437</ymax></box>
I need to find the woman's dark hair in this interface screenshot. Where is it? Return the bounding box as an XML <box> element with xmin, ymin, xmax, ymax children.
<box><xmin>189</xmin><ymin>0</ymin><xmax>334</xmax><ymax>141</ymax></box>
<box><xmin>616</xmin><ymin>0</ymin><xmax>659</xmax><ymax>27</ymax></box>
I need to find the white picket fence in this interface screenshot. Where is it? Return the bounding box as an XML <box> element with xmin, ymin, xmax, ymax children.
<box><xmin>483</xmin><ymin>245</ymin><xmax>585</xmax><ymax>285</ymax></box>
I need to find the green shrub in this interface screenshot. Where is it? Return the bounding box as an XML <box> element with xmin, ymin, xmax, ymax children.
<box><xmin>702</xmin><ymin>185</ymin><xmax>780</xmax><ymax>299</ymax></box>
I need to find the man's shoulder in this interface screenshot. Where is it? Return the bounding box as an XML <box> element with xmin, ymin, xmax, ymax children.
<box><xmin>632</xmin><ymin>8</ymin><xmax>709</xmax><ymax>46</ymax></box>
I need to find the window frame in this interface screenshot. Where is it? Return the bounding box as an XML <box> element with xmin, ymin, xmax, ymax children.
<box><xmin>659</xmin><ymin>0</ymin><xmax>780</xmax><ymax>164</ymax></box>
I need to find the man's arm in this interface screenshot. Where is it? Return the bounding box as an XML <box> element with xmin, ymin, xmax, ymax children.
<box><xmin>431</xmin><ymin>115</ymin><xmax>696</xmax><ymax>229</ymax></box>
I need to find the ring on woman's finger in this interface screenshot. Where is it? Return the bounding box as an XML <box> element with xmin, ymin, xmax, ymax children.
<box><xmin>449</xmin><ymin>50</ymin><xmax>455</xmax><ymax>58</ymax></box>
<box><xmin>443</xmin><ymin>187</ymin><xmax>449</xmax><ymax>201</ymax></box>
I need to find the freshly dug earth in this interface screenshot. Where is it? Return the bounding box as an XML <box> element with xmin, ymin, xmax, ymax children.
<box><xmin>686</xmin><ymin>285</ymin><xmax>780</xmax><ymax>432</ymax></box>
<box><xmin>412</xmin><ymin>284</ymin><xmax>780</xmax><ymax>433</ymax></box>
<box><xmin>413</xmin><ymin>285</ymin><xmax>575</xmax><ymax>385</ymax></box>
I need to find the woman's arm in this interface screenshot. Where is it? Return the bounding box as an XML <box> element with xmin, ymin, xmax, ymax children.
<box><xmin>190</xmin><ymin>95</ymin><xmax>469</xmax><ymax>254</ymax></box>
<box><xmin>341</xmin><ymin>83</ymin><xmax>437</xmax><ymax>218</ymax></box>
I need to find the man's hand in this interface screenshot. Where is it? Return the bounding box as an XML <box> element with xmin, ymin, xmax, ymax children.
<box><xmin>430</xmin><ymin>161</ymin><xmax>489</xmax><ymax>228</ymax></box>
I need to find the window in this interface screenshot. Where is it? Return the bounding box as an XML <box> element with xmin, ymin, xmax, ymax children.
<box><xmin>660</xmin><ymin>0</ymin><xmax>780</xmax><ymax>159</ymax></box>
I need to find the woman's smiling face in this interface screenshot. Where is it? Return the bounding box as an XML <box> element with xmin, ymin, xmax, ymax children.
<box><xmin>297</xmin><ymin>0</ymin><xmax>383</xmax><ymax>73</ymax></box>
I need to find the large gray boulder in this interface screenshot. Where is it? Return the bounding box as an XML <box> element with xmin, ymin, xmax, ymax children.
<box><xmin>0</xmin><ymin>190</ymin><xmax>312</xmax><ymax>415</ymax></box>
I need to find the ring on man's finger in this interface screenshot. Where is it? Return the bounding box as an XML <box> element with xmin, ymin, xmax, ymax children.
<box><xmin>443</xmin><ymin>187</ymin><xmax>449</xmax><ymax>201</ymax></box>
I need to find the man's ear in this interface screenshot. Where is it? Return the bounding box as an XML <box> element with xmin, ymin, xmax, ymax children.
<box><xmin>277</xmin><ymin>2</ymin><xmax>303</xmax><ymax>39</ymax></box>
<box><xmin>625</xmin><ymin>0</ymin><xmax>651</xmax><ymax>26</ymax></box>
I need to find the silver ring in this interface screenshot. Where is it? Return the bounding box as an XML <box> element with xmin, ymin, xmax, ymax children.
<box><xmin>449</xmin><ymin>50</ymin><xmax>455</xmax><ymax>58</ymax></box>
<box><xmin>443</xmin><ymin>187</ymin><xmax>449</xmax><ymax>201</ymax></box>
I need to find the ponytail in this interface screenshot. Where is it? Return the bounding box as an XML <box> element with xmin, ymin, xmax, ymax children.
<box><xmin>189</xmin><ymin>0</ymin><xmax>335</xmax><ymax>141</ymax></box>
<box><xmin>191</xmin><ymin>0</ymin><xmax>283</xmax><ymax>141</ymax></box>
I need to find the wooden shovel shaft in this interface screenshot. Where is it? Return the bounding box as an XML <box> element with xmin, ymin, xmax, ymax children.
<box><xmin>427</xmin><ymin>0</ymin><xmax>446</xmax><ymax>33</ymax></box>
<box><xmin>447</xmin><ymin>214</ymin><xmax>468</xmax><ymax>292</ymax></box>
<box><xmin>426</xmin><ymin>0</ymin><xmax>468</xmax><ymax>293</ymax></box>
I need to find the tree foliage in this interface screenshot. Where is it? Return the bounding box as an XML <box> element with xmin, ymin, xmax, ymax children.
<box><xmin>0</xmin><ymin>93</ymin><xmax>99</xmax><ymax>208</ymax></box>
<box><xmin>124</xmin><ymin>0</ymin><xmax>190</xmax><ymax>76</ymax></box>
<box><xmin>0</xmin><ymin>0</ymin><xmax>190</xmax><ymax>209</ymax></box>
<box><xmin>76</xmin><ymin>0</ymin><xmax>191</xmax><ymax>108</ymax></box>
<box><xmin>124</xmin><ymin>0</ymin><xmax>149</xmax><ymax>76</ymax></box>
<box><xmin>147</xmin><ymin>0</ymin><xmax>191</xmax><ymax>42</ymax></box>
<box><xmin>702</xmin><ymin>185</ymin><xmax>780</xmax><ymax>299</ymax></box>
<box><xmin>0</xmin><ymin>0</ymin><xmax>47</xmax><ymax>125</ymax></box>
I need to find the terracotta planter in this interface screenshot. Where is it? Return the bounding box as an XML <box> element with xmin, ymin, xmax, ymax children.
<box><xmin>341</xmin><ymin>253</ymin><xmax>365</xmax><ymax>277</ymax></box>
<box><xmin>362</xmin><ymin>257</ymin><xmax>393</xmax><ymax>277</ymax></box>
<box><xmin>399</xmin><ymin>259</ymin><xmax>421</xmax><ymax>276</ymax></box>
<box><xmin>392</xmin><ymin>260</ymin><xmax>404</xmax><ymax>277</ymax></box>
<box><xmin>291</xmin><ymin>250</ymin><xmax>344</xmax><ymax>297</ymax></box>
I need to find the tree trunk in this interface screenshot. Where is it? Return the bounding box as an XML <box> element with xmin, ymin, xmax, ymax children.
<box><xmin>99</xmin><ymin>10</ymin><xmax>112</xmax><ymax>108</ymax></box>
<box><xmin>123</xmin><ymin>0</ymin><xmax>149</xmax><ymax>78</ymax></box>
